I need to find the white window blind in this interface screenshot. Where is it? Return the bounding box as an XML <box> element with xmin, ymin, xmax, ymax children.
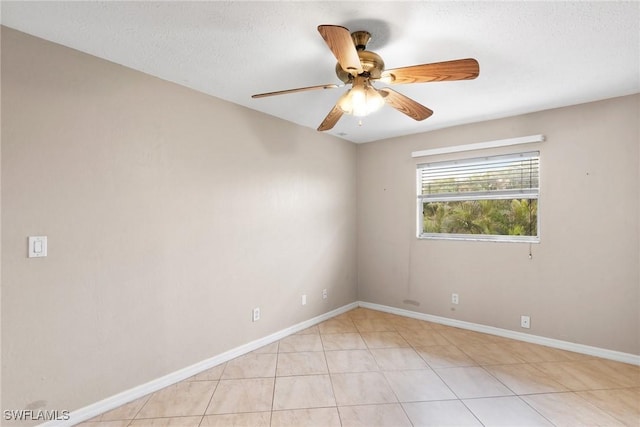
<box><xmin>418</xmin><ymin>151</ymin><xmax>540</xmax><ymax>202</ymax></box>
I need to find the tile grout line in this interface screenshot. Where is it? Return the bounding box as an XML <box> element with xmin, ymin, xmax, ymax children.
<box><xmin>356</xmin><ymin>311</ymin><xmax>430</xmax><ymax>426</ymax></box>
<box><xmin>127</xmin><ymin>391</ymin><xmax>152</xmax><ymax>425</ymax></box>
<box><xmin>268</xmin><ymin>343</ymin><xmax>278</xmax><ymax>427</ymax></box>
<box><xmin>376</xmin><ymin>317</ymin><xmax>423</xmax><ymax>427</ymax></box>
<box><xmin>198</xmin><ymin>374</ymin><xmax>222</xmax><ymax>423</ymax></box>
<box><xmin>319</xmin><ymin>325</ymin><xmax>344</xmax><ymax>427</ymax></box>
<box><xmin>404</xmin><ymin>320</ymin><xmax>609</xmax><ymax>426</ymax></box>
<box><xmin>402</xmin><ymin>316</ymin><xmax>485</xmax><ymax>426</ymax></box>
<box><xmin>473</xmin><ymin>362</ymin><xmax>560</xmax><ymax>426</ymax></box>
<box><xmin>513</xmin><ymin>394</ymin><xmax>558</xmax><ymax>427</ymax></box>
<box><xmin>407</xmin><ymin>327</ymin><xmax>491</xmax><ymax>427</ymax></box>
<box><xmin>402</xmin><ymin>315</ymin><xmax>515</xmax><ymax>426</ymax></box>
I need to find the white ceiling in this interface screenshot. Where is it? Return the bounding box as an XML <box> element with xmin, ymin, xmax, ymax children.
<box><xmin>2</xmin><ymin>1</ymin><xmax>639</xmax><ymax>143</ymax></box>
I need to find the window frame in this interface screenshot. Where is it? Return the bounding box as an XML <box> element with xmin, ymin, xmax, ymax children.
<box><xmin>416</xmin><ymin>151</ymin><xmax>540</xmax><ymax>243</ymax></box>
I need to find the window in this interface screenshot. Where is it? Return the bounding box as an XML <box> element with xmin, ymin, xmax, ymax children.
<box><xmin>417</xmin><ymin>151</ymin><xmax>540</xmax><ymax>242</ymax></box>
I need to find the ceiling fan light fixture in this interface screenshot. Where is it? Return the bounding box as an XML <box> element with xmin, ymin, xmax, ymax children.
<box><xmin>337</xmin><ymin>83</ymin><xmax>385</xmax><ymax>117</ymax></box>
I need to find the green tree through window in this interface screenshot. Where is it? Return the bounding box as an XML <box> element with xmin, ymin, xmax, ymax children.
<box><xmin>423</xmin><ymin>199</ymin><xmax>537</xmax><ymax>236</ymax></box>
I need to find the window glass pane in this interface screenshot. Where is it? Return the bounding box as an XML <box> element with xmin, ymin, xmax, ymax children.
<box><xmin>422</xmin><ymin>199</ymin><xmax>538</xmax><ymax>237</ymax></box>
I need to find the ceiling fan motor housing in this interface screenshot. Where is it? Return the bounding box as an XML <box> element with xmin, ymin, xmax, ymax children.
<box><xmin>335</xmin><ymin>49</ymin><xmax>385</xmax><ymax>82</ymax></box>
<box><xmin>335</xmin><ymin>31</ymin><xmax>385</xmax><ymax>83</ymax></box>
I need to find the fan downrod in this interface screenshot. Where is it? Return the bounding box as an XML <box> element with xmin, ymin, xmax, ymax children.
<box><xmin>351</xmin><ymin>31</ymin><xmax>371</xmax><ymax>51</ymax></box>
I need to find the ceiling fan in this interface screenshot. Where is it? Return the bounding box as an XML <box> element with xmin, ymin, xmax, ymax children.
<box><xmin>252</xmin><ymin>25</ymin><xmax>480</xmax><ymax>131</ymax></box>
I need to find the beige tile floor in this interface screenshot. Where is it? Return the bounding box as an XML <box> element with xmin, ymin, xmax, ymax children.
<box><xmin>79</xmin><ymin>308</ymin><xmax>639</xmax><ymax>426</ymax></box>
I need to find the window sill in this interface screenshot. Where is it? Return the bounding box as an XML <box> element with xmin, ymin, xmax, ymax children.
<box><xmin>418</xmin><ymin>234</ymin><xmax>540</xmax><ymax>243</ymax></box>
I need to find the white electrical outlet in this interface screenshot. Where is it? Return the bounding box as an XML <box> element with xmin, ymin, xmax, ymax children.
<box><xmin>302</xmin><ymin>295</ymin><xmax>307</xmax><ymax>305</ymax></box>
<box><xmin>322</xmin><ymin>289</ymin><xmax>328</xmax><ymax>300</ymax></box>
<box><xmin>451</xmin><ymin>293</ymin><xmax>459</xmax><ymax>305</ymax></box>
<box><xmin>252</xmin><ymin>307</ymin><xmax>260</xmax><ymax>322</ymax></box>
<box><xmin>521</xmin><ymin>315</ymin><xmax>530</xmax><ymax>329</ymax></box>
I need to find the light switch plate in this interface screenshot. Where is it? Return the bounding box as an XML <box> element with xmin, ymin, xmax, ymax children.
<box><xmin>28</xmin><ymin>236</ymin><xmax>47</xmax><ymax>258</ymax></box>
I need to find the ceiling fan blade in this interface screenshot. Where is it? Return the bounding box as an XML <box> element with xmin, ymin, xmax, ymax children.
<box><xmin>380</xmin><ymin>88</ymin><xmax>433</xmax><ymax>121</ymax></box>
<box><xmin>252</xmin><ymin>84</ymin><xmax>340</xmax><ymax>99</ymax></box>
<box><xmin>317</xmin><ymin>25</ymin><xmax>363</xmax><ymax>75</ymax></box>
<box><xmin>317</xmin><ymin>104</ymin><xmax>344</xmax><ymax>131</ymax></box>
<box><xmin>381</xmin><ymin>58</ymin><xmax>479</xmax><ymax>84</ymax></box>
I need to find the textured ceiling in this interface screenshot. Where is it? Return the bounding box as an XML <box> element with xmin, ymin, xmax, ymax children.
<box><xmin>2</xmin><ymin>1</ymin><xmax>639</xmax><ymax>143</ymax></box>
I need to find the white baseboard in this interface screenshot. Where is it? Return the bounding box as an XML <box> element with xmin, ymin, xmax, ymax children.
<box><xmin>44</xmin><ymin>299</ymin><xmax>638</xmax><ymax>426</ymax></box>
<box><xmin>358</xmin><ymin>301</ymin><xmax>640</xmax><ymax>366</ymax></box>
<box><xmin>48</xmin><ymin>302</ymin><xmax>358</xmax><ymax>427</ymax></box>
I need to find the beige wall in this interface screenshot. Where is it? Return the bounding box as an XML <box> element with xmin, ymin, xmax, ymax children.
<box><xmin>1</xmin><ymin>27</ymin><xmax>357</xmax><ymax>416</ymax></box>
<box><xmin>357</xmin><ymin>94</ymin><xmax>640</xmax><ymax>355</ymax></box>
